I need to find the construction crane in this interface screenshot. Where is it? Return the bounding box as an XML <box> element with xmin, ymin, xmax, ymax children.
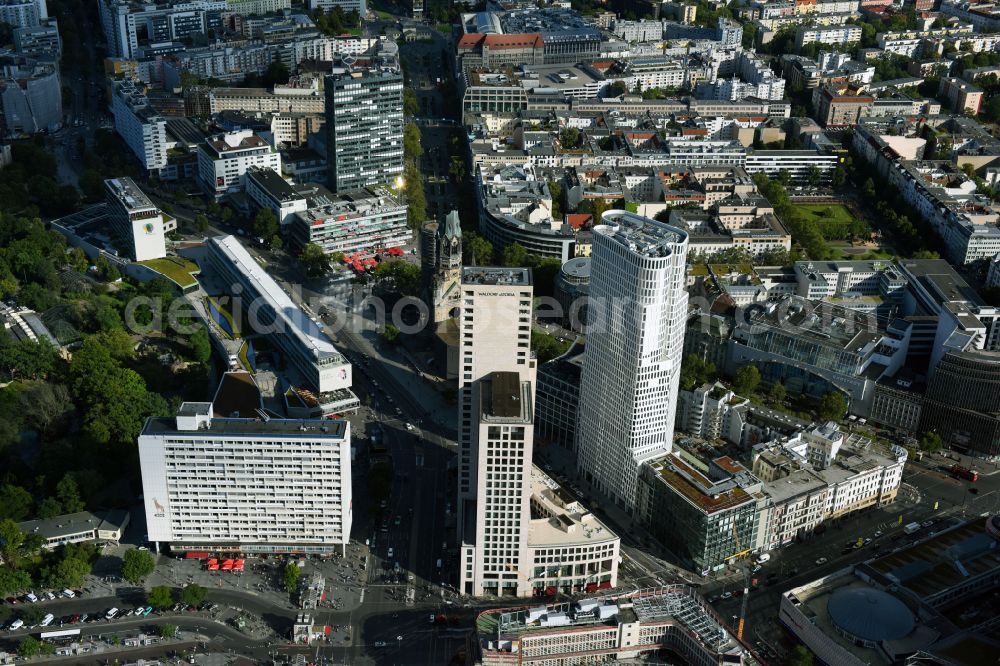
<box><xmin>730</xmin><ymin>521</ymin><xmax>751</xmax><ymax>641</ymax></box>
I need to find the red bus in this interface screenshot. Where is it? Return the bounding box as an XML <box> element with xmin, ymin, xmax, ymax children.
<box><xmin>951</xmin><ymin>465</ymin><xmax>979</xmax><ymax>482</ymax></box>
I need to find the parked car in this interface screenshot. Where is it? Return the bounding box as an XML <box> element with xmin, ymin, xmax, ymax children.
<box><xmin>815</xmin><ymin>557</ymin><xmax>828</xmax><ymax>565</ymax></box>
<box><xmin>105</xmin><ymin>608</ymin><xmax>119</xmax><ymax>620</ymax></box>
<box><xmin>8</xmin><ymin>619</ymin><xmax>23</xmax><ymax>630</ymax></box>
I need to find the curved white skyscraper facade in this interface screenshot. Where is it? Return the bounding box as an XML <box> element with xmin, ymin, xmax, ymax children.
<box><xmin>575</xmin><ymin>210</ymin><xmax>689</xmax><ymax>511</ymax></box>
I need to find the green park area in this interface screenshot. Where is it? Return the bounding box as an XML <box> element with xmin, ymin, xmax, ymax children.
<box><xmin>793</xmin><ymin>203</ymin><xmax>855</xmax><ymax>229</ymax></box>
<box><xmin>140</xmin><ymin>257</ymin><xmax>200</xmax><ymax>289</ymax></box>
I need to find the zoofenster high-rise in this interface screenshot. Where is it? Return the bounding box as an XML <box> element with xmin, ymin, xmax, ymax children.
<box><xmin>575</xmin><ymin>210</ymin><xmax>689</xmax><ymax>512</ymax></box>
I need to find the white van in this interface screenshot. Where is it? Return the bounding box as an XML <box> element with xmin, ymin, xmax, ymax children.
<box><xmin>39</xmin><ymin>614</ymin><xmax>54</xmax><ymax>627</ymax></box>
<box><xmin>9</xmin><ymin>619</ymin><xmax>23</xmax><ymax>630</ymax></box>
<box><xmin>25</xmin><ymin>593</ymin><xmax>38</xmax><ymax>603</ymax></box>
<box><xmin>62</xmin><ymin>589</ymin><xmax>75</xmax><ymax>598</ymax></box>
<box><xmin>106</xmin><ymin>608</ymin><xmax>119</xmax><ymax>620</ymax></box>
<box><xmin>756</xmin><ymin>553</ymin><xmax>771</xmax><ymax>564</ymax></box>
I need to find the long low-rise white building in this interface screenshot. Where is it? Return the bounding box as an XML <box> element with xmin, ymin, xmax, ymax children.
<box><xmin>139</xmin><ymin>400</ymin><xmax>352</xmax><ymax>555</ymax></box>
<box><xmin>205</xmin><ymin>234</ymin><xmax>354</xmax><ymax>398</ymax></box>
<box><xmin>477</xmin><ymin>586</ymin><xmax>756</xmax><ymax>666</ymax></box>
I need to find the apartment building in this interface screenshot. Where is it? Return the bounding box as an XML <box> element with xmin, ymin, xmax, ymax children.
<box><xmin>139</xmin><ymin>400</ymin><xmax>352</xmax><ymax>555</ymax></box>
<box><xmin>13</xmin><ymin>19</ymin><xmax>60</xmax><ymax>59</ymax></box>
<box><xmin>575</xmin><ymin>211</ymin><xmax>690</xmax><ymax>512</ymax></box>
<box><xmin>794</xmin><ymin>24</ymin><xmax>861</xmax><ymax>49</ymax></box>
<box><xmin>104</xmin><ymin>177</ymin><xmax>168</xmax><ymax>262</ymax></box>
<box><xmin>758</xmin><ymin>467</ymin><xmax>828</xmax><ymax>550</ymax></box>
<box><xmin>939</xmin><ymin>77</ymin><xmax>984</xmax><ymax>115</ymax></box>
<box><xmin>244</xmin><ymin>166</ymin><xmax>309</xmax><ymax>225</ymax></box>
<box><xmin>112</xmin><ymin>79</ymin><xmax>168</xmax><ymax>172</ymax></box>
<box><xmin>198</xmin><ymin>129</ymin><xmax>281</xmax><ymax>197</ymax></box>
<box><xmin>0</xmin><ymin>56</ymin><xmax>61</xmax><ymax>135</ymax></box>
<box><xmin>822</xmin><ymin>441</ymin><xmax>905</xmax><ymax>518</ymax></box>
<box><xmin>815</xmin><ymin>88</ymin><xmax>873</xmax><ymax>127</ymax></box>
<box><xmin>200</xmin><ymin>84</ymin><xmax>326</xmax><ymax>116</ymax></box>
<box><xmin>0</xmin><ymin>0</ymin><xmax>47</xmax><ymax>28</ymax></box>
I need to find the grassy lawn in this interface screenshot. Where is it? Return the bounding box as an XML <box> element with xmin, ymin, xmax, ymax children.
<box><xmin>140</xmin><ymin>257</ymin><xmax>200</xmax><ymax>289</ymax></box>
<box><xmin>793</xmin><ymin>203</ymin><xmax>855</xmax><ymax>226</ymax></box>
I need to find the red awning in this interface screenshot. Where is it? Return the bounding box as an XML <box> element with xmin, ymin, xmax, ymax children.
<box><xmin>185</xmin><ymin>551</ymin><xmax>210</xmax><ymax>559</ymax></box>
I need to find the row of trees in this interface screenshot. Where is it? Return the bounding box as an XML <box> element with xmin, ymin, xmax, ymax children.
<box><xmin>402</xmin><ymin>123</ymin><xmax>428</xmax><ymax>226</ymax></box>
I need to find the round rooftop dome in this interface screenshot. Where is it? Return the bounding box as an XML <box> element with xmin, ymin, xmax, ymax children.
<box><xmin>560</xmin><ymin>256</ymin><xmax>591</xmax><ymax>281</ymax></box>
<box><xmin>827</xmin><ymin>588</ymin><xmax>914</xmax><ymax>643</ymax></box>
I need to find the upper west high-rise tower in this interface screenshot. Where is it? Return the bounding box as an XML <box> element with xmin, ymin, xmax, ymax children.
<box><xmin>575</xmin><ymin>210</ymin><xmax>689</xmax><ymax>512</ymax></box>
<box><xmin>324</xmin><ymin>39</ymin><xmax>404</xmax><ymax>193</ymax></box>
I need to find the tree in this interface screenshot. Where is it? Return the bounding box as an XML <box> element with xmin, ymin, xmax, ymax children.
<box><xmin>606</xmin><ymin>79</ymin><xmax>627</xmax><ymax>97</ymax></box>
<box><xmin>448</xmin><ymin>156</ymin><xmax>465</xmax><ymax>182</ymax></box>
<box><xmin>0</xmin><ymin>567</ymin><xmax>31</xmax><ymax>595</ymax></box>
<box><xmin>121</xmin><ymin>548</ymin><xmax>155</xmax><ymax>584</ymax></box>
<box><xmin>548</xmin><ymin>180</ymin><xmax>563</xmax><ymax>220</ymax></box>
<box><xmin>0</xmin><ymin>519</ymin><xmax>25</xmax><ymax>568</ymax></box>
<box><xmin>190</xmin><ymin>326</ymin><xmax>212</xmax><ymax>364</ymax></box>
<box><xmin>559</xmin><ymin>127</ymin><xmax>581</xmax><ymax>149</ymax></box>
<box><xmin>252</xmin><ymin>208</ymin><xmax>279</xmax><ymax>241</ymax></box>
<box><xmin>920</xmin><ymin>431</ymin><xmax>944</xmax><ymax>452</ymax></box>
<box><xmin>831</xmin><ymin>166</ymin><xmax>847</xmax><ymax>187</ymax></box>
<box><xmin>806</xmin><ymin>165</ymin><xmax>822</xmax><ymax>187</ymax></box>
<box><xmin>299</xmin><ymin>243</ymin><xmax>331</xmax><ymax>277</ymax></box>
<box><xmin>159</xmin><ymin>624</ymin><xmax>177</xmax><ymax>638</ymax></box>
<box><xmin>181</xmin><ymin>583</ymin><xmax>206</xmax><ymax>609</ymax></box>
<box><xmin>679</xmin><ymin>354</ymin><xmax>717</xmax><ymax>391</ymax></box>
<box><xmin>403</xmin><ymin>123</ymin><xmax>423</xmax><ymax>162</ymax></box>
<box><xmin>983</xmin><ymin>95</ymin><xmax>1000</xmax><ymax>123</ymax></box>
<box><xmin>37</xmin><ymin>497</ymin><xmax>62</xmax><ymax>519</ymax></box>
<box><xmin>148</xmin><ymin>585</ymin><xmax>173</xmax><ymax>610</ymax></box>
<box><xmin>283</xmin><ymin>563</ymin><xmax>299</xmax><ymax>594</ymax></box>
<box><xmin>373</xmin><ymin>260</ymin><xmax>421</xmax><ymax>295</ymax></box>
<box><xmin>56</xmin><ymin>475</ymin><xmax>85</xmax><ymax>513</ymax></box>
<box><xmin>768</xmin><ymin>382</ymin><xmax>787</xmax><ymax>405</ymax></box>
<box><xmin>381</xmin><ymin>324</ymin><xmax>400</xmax><ymax>344</ymax></box>
<box><xmin>501</xmin><ymin>242</ymin><xmax>529</xmax><ymax>267</ymax></box>
<box><xmin>790</xmin><ymin>645</ymin><xmax>815</xmax><ymax>666</ymax></box>
<box><xmin>732</xmin><ymin>366</ymin><xmax>761</xmax><ymax>397</ymax></box>
<box><xmin>0</xmin><ymin>484</ymin><xmax>33</xmax><ymax>521</ymax></box>
<box><xmin>817</xmin><ymin>391</ymin><xmax>847</xmax><ymax>422</ymax></box>
<box><xmin>193</xmin><ymin>214</ymin><xmax>209</xmax><ymax>232</ymax></box>
<box><xmin>464</xmin><ymin>232</ymin><xmax>494</xmax><ymax>265</ymax></box>
<box><xmin>17</xmin><ymin>637</ymin><xmax>42</xmax><ymax>658</ymax></box>
<box><xmin>404</xmin><ymin>163</ymin><xmax>427</xmax><ymax>225</ymax></box>
<box><xmin>403</xmin><ymin>87</ymin><xmax>419</xmax><ymax>116</ymax></box>
<box><xmin>50</xmin><ymin>557</ymin><xmax>90</xmax><ymax>588</ymax></box>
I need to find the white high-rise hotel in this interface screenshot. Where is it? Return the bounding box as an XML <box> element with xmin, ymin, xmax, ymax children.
<box><xmin>576</xmin><ymin>211</ymin><xmax>690</xmax><ymax>511</ymax></box>
<box><xmin>458</xmin><ymin>267</ymin><xmax>535</xmax><ymax>597</ymax></box>
<box><xmin>139</xmin><ymin>402</ymin><xmax>353</xmax><ymax>555</ymax></box>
